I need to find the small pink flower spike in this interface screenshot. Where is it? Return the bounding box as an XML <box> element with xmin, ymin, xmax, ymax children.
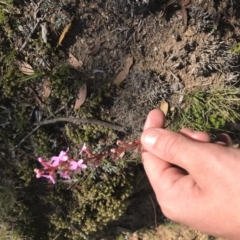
<box><xmin>51</xmin><ymin>148</ymin><xmax>69</xmax><ymax>167</ymax></box>
<box><xmin>79</xmin><ymin>143</ymin><xmax>88</xmax><ymax>155</ymax></box>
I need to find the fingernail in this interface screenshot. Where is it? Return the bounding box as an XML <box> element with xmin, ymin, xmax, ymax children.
<box><xmin>142</xmin><ymin>129</ymin><xmax>159</xmax><ymax>147</ymax></box>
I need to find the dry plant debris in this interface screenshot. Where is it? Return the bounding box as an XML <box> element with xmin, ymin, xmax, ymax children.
<box><xmin>181</xmin><ymin>4</ymin><xmax>188</xmax><ymax>28</ymax></box>
<box><xmin>56</xmin><ymin>17</ymin><xmax>73</xmax><ymax>48</ymax></box>
<box><xmin>19</xmin><ymin>61</ymin><xmax>35</xmax><ymax>75</ymax></box>
<box><xmin>182</xmin><ymin>0</ymin><xmax>191</xmax><ymax>5</ymax></box>
<box><xmin>163</xmin><ymin>2</ymin><xmax>188</xmax><ymax>29</ymax></box>
<box><xmin>184</xmin><ymin>26</ymin><xmax>197</xmax><ymax>36</ymax></box>
<box><xmin>40</xmin><ymin>22</ymin><xmax>48</xmax><ymax>43</ymax></box>
<box><xmin>159</xmin><ymin>100</ymin><xmax>169</xmax><ymax>116</ymax></box>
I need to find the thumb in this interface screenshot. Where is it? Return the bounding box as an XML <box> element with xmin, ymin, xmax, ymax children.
<box><xmin>141</xmin><ymin>128</ymin><xmax>212</xmax><ymax>174</ymax></box>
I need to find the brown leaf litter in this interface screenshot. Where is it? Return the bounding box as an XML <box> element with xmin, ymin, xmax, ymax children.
<box><xmin>113</xmin><ymin>57</ymin><xmax>134</xmax><ymax>85</ymax></box>
<box><xmin>19</xmin><ymin>61</ymin><xmax>35</xmax><ymax>75</ymax></box>
<box><xmin>68</xmin><ymin>53</ymin><xmax>84</xmax><ymax>73</ymax></box>
<box><xmin>74</xmin><ymin>83</ymin><xmax>87</xmax><ymax>110</ymax></box>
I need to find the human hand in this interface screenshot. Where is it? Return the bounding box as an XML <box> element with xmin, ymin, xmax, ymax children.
<box><xmin>141</xmin><ymin>109</ymin><xmax>240</xmax><ymax>239</ymax></box>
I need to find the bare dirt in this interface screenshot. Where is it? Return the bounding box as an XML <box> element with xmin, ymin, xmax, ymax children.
<box><xmin>64</xmin><ymin>0</ymin><xmax>240</xmax><ymax>140</ymax></box>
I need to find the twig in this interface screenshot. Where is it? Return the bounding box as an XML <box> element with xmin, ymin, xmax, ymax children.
<box><xmin>20</xmin><ymin>19</ymin><xmax>42</xmax><ymax>51</ymax></box>
<box><xmin>149</xmin><ymin>195</ymin><xmax>157</xmax><ymax>229</ymax></box>
<box><xmin>28</xmin><ymin>87</ymin><xmax>45</xmax><ymax>109</ymax></box>
<box><xmin>169</xmin><ymin>68</ymin><xmax>181</xmax><ymax>82</ymax></box>
<box><xmin>11</xmin><ymin>106</ymin><xmax>66</xmax><ymax>152</ymax></box>
<box><xmin>52</xmin><ymin>232</ymin><xmax>62</xmax><ymax>240</ymax></box>
<box><xmin>11</xmin><ymin>125</ymin><xmax>41</xmax><ymax>153</ymax></box>
<box><xmin>56</xmin><ymin>179</ymin><xmax>80</xmax><ymax>190</ymax></box>
<box><xmin>34</xmin><ymin>117</ymin><xmax>127</xmax><ymax>132</ymax></box>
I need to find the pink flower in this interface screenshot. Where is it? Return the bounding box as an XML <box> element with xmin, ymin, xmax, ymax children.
<box><xmin>50</xmin><ymin>148</ymin><xmax>69</xmax><ymax>167</ymax></box>
<box><xmin>78</xmin><ymin>159</ymin><xmax>87</xmax><ymax>169</ymax></box>
<box><xmin>69</xmin><ymin>160</ymin><xmax>78</xmax><ymax>170</ymax></box>
<box><xmin>69</xmin><ymin>159</ymin><xmax>87</xmax><ymax>173</ymax></box>
<box><xmin>38</xmin><ymin>157</ymin><xmax>53</xmax><ymax>169</ymax></box>
<box><xmin>34</xmin><ymin>169</ymin><xmax>42</xmax><ymax>178</ymax></box>
<box><xmin>34</xmin><ymin>169</ymin><xmax>56</xmax><ymax>184</ymax></box>
<box><xmin>57</xmin><ymin>170</ymin><xmax>71</xmax><ymax>180</ymax></box>
<box><xmin>38</xmin><ymin>157</ymin><xmax>44</xmax><ymax>163</ymax></box>
<box><xmin>74</xmin><ymin>159</ymin><xmax>87</xmax><ymax>174</ymax></box>
<box><xmin>79</xmin><ymin>143</ymin><xmax>89</xmax><ymax>155</ymax></box>
<box><xmin>41</xmin><ymin>174</ymin><xmax>56</xmax><ymax>184</ymax></box>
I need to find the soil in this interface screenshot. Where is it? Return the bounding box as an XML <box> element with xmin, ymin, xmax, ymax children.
<box><xmin>65</xmin><ymin>0</ymin><xmax>240</xmax><ymax>140</ymax></box>
<box><xmin>2</xmin><ymin>0</ymin><xmax>240</xmax><ymax>239</ymax></box>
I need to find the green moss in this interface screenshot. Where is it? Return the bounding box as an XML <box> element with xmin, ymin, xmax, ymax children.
<box><xmin>0</xmin><ymin>0</ymin><xmax>13</xmax><ymax>24</ymax></box>
<box><xmin>32</xmin><ymin>129</ymin><xmax>53</xmax><ymax>157</ymax></box>
<box><xmin>48</xmin><ymin>167</ymin><xmax>134</xmax><ymax>239</ymax></box>
<box><xmin>230</xmin><ymin>43</ymin><xmax>240</xmax><ymax>54</ymax></box>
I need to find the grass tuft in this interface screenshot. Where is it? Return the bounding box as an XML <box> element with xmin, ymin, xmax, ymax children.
<box><xmin>170</xmin><ymin>88</ymin><xmax>240</xmax><ymax>132</ymax></box>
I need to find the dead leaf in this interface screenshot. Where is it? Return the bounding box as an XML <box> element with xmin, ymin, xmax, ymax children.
<box><xmin>163</xmin><ymin>3</ymin><xmax>179</xmax><ymax>18</ymax></box>
<box><xmin>43</xmin><ymin>78</ymin><xmax>51</xmax><ymax>99</ymax></box>
<box><xmin>182</xmin><ymin>0</ymin><xmax>191</xmax><ymax>6</ymax></box>
<box><xmin>68</xmin><ymin>53</ymin><xmax>84</xmax><ymax>73</ymax></box>
<box><xmin>19</xmin><ymin>61</ymin><xmax>35</xmax><ymax>75</ymax></box>
<box><xmin>40</xmin><ymin>22</ymin><xmax>48</xmax><ymax>43</ymax></box>
<box><xmin>180</xmin><ymin>4</ymin><xmax>188</xmax><ymax>28</ymax></box>
<box><xmin>159</xmin><ymin>100</ymin><xmax>169</xmax><ymax>116</ymax></box>
<box><xmin>28</xmin><ymin>87</ymin><xmax>44</xmax><ymax>108</ymax></box>
<box><xmin>184</xmin><ymin>26</ymin><xmax>197</xmax><ymax>37</ymax></box>
<box><xmin>113</xmin><ymin>57</ymin><xmax>133</xmax><ymax>85</ymax></box>
<box><xmin>74</xmin><ymin>83</ymin><xmax>87</xmax><ymax>110</ymax></box>
<box><xmin>88</xmin><ymin>41</ymin><xmax>101</xmax><ymax>55</ymax></box>
<box><xmin>56</xmin><ymin>17</ymin><xmax>73</xmax><ymax>48</ymax></box>
<box><xmin>163</xmin><ymin>3</ymin><xmax>188</xmax><ymax>28</ymax></box>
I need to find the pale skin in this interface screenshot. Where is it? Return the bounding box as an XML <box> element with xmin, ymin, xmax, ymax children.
<box><xmin>141</xmin><ymin>109</ymin><xmax>240</xmax><ymax>239</ymax></box>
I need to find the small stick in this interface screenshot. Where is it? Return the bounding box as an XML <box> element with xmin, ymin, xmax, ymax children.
<box><xmin>52</xmin><ymin>232</ymin><xmax>62</xmax><ymax>240</ymax></box>
<box><xmin>12</xmin><ymin>125</ymin><xmax>41</xmax><ymax>153</ymax></box>
<box><xmin>28</xmin><ymin>87</ymin><xmax>45</xmax><ymax>109</ymax></box>
<box><xmin>20</xmin><ymin>19</ymin><xmax>42</xmax><ymax>51</ymax></box>
<box><xmin>34</xmin><ymin>117</ymin><xmax>126</xmax><ymax>132</ymax></box>
<box><xmin>169</xmin><ymin>68</ymin><xmax>181</xmax><ymax>82</ymax></box>
<box><xmin>11</xmin><ymin>106</ymin><xmax>66</xmax><ymax>152</ymax></box>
